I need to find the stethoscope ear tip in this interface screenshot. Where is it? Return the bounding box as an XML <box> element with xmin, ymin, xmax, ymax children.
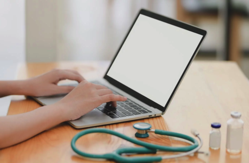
<box><xmin>191</xmin><ymin>129</ymin><xmax>199</xmax><ymax>136</ymax></box>
<box><xmin>197</xmin><ymin>151</ymin><xmax>210</xmax><ymax>156</ymax></box>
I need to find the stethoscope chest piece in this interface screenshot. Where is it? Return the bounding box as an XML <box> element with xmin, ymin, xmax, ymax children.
<box><xmin>133</xmin><ymin>122</ymin><xmax>152</xmax><ymax>138</ymax></box>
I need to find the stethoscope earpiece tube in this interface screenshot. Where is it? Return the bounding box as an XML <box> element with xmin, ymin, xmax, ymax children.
<box><xmin>71</xmin><ymin>123</ymin><xmax>201</xmax><ymax>163</ymax></box>
<box><xmin>155</xmin><ymin>129</ymin><xmax>198</xmax><ymax>152</ymax></box>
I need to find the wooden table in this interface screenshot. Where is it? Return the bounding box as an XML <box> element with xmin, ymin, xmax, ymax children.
<box><xmin>1</xmin><ymin>61</ymin><xmax>249</xmax><ymax>163</ymax></box>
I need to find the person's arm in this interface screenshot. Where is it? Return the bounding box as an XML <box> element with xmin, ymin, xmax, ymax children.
<box><xmin>0</xmin><ymin>104</ymin><xmax>64</xmax><ymax>148</ymax></box>
<box><xmin>0</xmin><ymin>80</ymin><xmax>27</xmax><ymax>97</ymax></box>
<box><xmin>0</xmin><ymin>69</ymin><xmax>84</xmax><ymax>98</ymax></box>
<box><xmin>0</xmin><ymin>80</ymin><xmax>126</xmax><ymax>149</ymax></box>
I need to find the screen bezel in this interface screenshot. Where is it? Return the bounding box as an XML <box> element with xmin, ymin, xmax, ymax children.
<box><xmin>104</xmin><ymin>9</ymin><xmax>206</xmax><ymax>112</ymax></box>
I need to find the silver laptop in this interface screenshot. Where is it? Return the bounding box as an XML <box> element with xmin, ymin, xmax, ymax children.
<box><xmin>32</xmin><ymin>9</ymin><xmax>206</xmax><ymax>129</ymax></box>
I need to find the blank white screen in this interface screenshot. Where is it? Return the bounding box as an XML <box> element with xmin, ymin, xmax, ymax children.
<box><xmin>108</xmin><ymin>15</ymin><xmax>202</xmax><ymax>107</ymax></box>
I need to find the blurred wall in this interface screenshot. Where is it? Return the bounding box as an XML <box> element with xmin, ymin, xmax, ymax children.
<box><xmin>26</xmin><ymin>0</ymin><xmax>175</xmax><ymax>62</ymax></box>
<box><xmin>26</xmin><ymin>0</ymin><xmax>57</xmax><ymax>62</ymax></box>
<box><xmin>56</xmin><ymin>0</ymin><xmax>176</xmax><ymax>61</ymax></box>
<box><xmin>0</xmin><ymin>0</ymin><xmax>25</xmax><ymax>63</ymax></box>
<box><xmin>2</xmin><ymin>0</ymin><xmax>248</xmax><ymax>63</ymax></box>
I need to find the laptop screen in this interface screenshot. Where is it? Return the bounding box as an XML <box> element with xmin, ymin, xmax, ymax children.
<box><xmin>106</xmin><ymin>13</ymin><xmax>204</xmax><ymax>108</ymax></box>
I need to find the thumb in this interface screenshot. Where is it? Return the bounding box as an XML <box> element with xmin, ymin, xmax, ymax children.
<box><xmin>53</xmin><ymin>85</ymin><xmax>75</xmax><ymax>95</ymax></box>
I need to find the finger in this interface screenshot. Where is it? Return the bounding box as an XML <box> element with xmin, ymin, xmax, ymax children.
<box><xmin>51</xmin><ymin>85</ymin><xmax>75</xmax><ymax>95</ymax></box>
<box><xmin>112</xmin><ymin>101</ymin><xmax>117</xmax><ymax>107</ymax></box>
<box><xmin>97</xmin><ymin>88</ymin><xmax>116</xmax><ymax>107</ymax></box>
<box><xmin>65</xmin><ymin>69</ymin><xmax>83</xmax><ymax>78</ymax></box>
<box><xmin>97</xmin><ymin>89</ymin><xmax>113</xmax><ymax>96</ymax></box>
<box><xmin>58</xmin><ymin>70</ymin><xmax>85</xmax><ymax>83</ymax></box>
<box><xmin>100</xmin><ymin>94</ymin><xmax>127</xmax><ymax>104</ymax></box>
<box><xmin>106</xmin><ymin>101</ymin><xmax>117</xmax><ymax>108</ymax></box>
<box><xmin>94</xmin><ymin>84</ymin><xmax>108</xmax><ymax>90</ymax></box>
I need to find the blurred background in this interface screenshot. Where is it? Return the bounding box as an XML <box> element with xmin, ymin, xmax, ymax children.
<box><xmin>0</xmin><ymin>0</ymin><xmax>249</xmax><ymax>77</ymax></box>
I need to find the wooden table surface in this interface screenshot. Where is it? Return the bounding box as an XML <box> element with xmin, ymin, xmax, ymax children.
<box><xmin>1</xmin><ymin>61</ymin><xmax>249</xmax><ymax>163</ymax></box>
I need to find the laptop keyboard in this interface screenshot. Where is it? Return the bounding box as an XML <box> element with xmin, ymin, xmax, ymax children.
<box><xmin>92</xmin><ymin>81</ymin><xmax>152</xmax><ymax>119</ymax></box>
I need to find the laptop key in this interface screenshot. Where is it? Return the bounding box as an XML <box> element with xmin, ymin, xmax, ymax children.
<box><xmin>130</xmin><ymin>104</ymin><xmax>136</xmax><ymax>107</ymax></box>
<box><xmin>111</xmin><ymin>109</ymin><xmax>118</xmax><ymax>114</ymax></box>
<box><xmin>102</xmin><ymin>110</ymin><xmax>109</xmax><ymax>114</ymax></box>
<box><xmin>102</xmin><ymin>108</ymin><xmax>113</xmax><ymax>114</ymax></box>
<box><xmin>116</xmin><ymin>110</ymin><xmax>126</xmax><ymax>117</ymax></box>
<box><xmin>103</xmin><ymin>107</ymin><xmax>112</xmax><ymax>112</ymax></box>
<box><xmin>123</xmin><ymin>106</ymin><xmax>131</xmax><ymax>110</ymax></box>
<box><xmin>125</xmin><ymin>108</ymin><xmax>133</xmax><ymax>111</ymax></box>
<box><xmin>130</xmin><ymin>111</ymin><xmax>140</xmax><ymax>115</ymax></box>
<box><xmin>117</xmin><ymin>106</ymin><xmax>127</xmax><ymax>112</ymax></box>
<box><xmin>122</xmin><ymin>111</ymin><xmax>133</xmax><ymax>116</ymax></box>
<box><xmin>119</xmin><ymin>103</ymin><xmax>126</xmax><ymax>107</ymax></box>
<box><xmin>109</xmin><ymin>113</ymin><xmax>119</xmax><ymax>118</ymax></box>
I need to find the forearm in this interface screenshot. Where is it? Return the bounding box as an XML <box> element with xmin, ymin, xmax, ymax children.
<box><xmin>0</xmin><ymin>80</ymin><xmax>29</xmax><ymax>97</ymax></box>
<box><xmin>0</xmin><ymin>104</ymin><xmax>65</xmax><ymax>149</ymax></box>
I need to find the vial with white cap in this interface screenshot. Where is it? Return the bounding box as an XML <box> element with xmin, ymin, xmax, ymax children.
<box><xmin>226</xmin><ymin>111</ymin><xmax>244</xmax><ymax>154</ymax></box>
<box><xmin>209</xmin><ymin>122</ymin><xmax>221</xmax><ymax>150</ymax></box>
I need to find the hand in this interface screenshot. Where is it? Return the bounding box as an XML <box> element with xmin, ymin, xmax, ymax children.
<box><xmin>56</xmin><ymin>80</ymin><xmax>127</xmax><ymax>121</ymax></box>
<box><xmin>25</xmin><ymin>69</ymin><xmax>84</xmax><ymax>96</ymax></box>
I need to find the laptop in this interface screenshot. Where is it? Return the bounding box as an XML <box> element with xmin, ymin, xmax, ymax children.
<box><xmin>32</xmin><ymin>9</ymin><xmax>206</xmax><ymax>129</ymax></box>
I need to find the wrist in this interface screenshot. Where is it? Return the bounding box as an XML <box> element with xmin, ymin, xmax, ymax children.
<box><xmin>51</xmin><ymin>102</ymin><xmax>69</xmax><ymax>122</ymax></box>
<box><xmin>35</xmin><ymin>104</ymin><xmax>67</xmax><ymax>127</ymax></box>
<box><xmin>0</xmin><ymin>80</ymin><xmax>29</xmax><ymax>96</ymax></box>
<box><xmin>16</xmin><ymin>79</ymin><xmax>39</xmax><ymax>96</ymax></box>
<box><xmin>14</xmin><ymin>80</ymin><xmax>33</xmax><ymax>96</ymax></box>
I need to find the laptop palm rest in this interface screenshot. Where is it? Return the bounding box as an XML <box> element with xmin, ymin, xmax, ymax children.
<box><xmin>70</xmin><ymin>109</ymin><xmax>112</xmax><ymax>127</ymax></box>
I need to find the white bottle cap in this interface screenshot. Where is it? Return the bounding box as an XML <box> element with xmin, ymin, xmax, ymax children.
<box><xmin>231</xmin><ymin>111</ymin><xmax>241</xmax><ymax>118</ymax></box>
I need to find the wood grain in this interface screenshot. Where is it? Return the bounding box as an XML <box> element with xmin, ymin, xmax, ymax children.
<box><xmin>1</xmin><ymin>61</ymin><xmax>249</xmax><ymax>163</ymax></box>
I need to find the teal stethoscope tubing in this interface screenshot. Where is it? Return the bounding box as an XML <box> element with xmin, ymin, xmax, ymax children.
<box><xmin>71</xmin><ymin>128</ymin><xmax>201</xmax><ymax>163</ymax></box>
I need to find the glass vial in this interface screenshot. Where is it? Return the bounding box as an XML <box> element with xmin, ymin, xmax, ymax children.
<box><xmin>209</xmin><ymin>122</ymin><xmax>221</xmax><ymax>150</ymax></box>
<box><xmin>226</xmin><ymin>111</ymin><xmax>244</xmax><ymax>154</ymax></box>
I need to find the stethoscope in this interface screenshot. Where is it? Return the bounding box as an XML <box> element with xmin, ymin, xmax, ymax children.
<box><xmin>71</xmin><ymin>122</ymin><xmax>203</xmax><ymax>163</ymax></box>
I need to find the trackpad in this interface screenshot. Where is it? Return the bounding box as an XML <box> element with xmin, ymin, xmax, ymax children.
<box><xmin>70</xmin><ymin>109</ymin><xmax>112</xmax><ymax>127</ymax></box>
